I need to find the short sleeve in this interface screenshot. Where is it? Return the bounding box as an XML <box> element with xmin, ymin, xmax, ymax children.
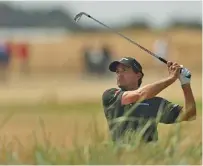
<box><xmin>102</xmin><ymin>88</ymin><xmax>124</xmax><ymax>107</ymax></box>
<box><xmin>159</xmin><ymin>98</ymin><xmax>183</xmax><ymax>124</ymax></box>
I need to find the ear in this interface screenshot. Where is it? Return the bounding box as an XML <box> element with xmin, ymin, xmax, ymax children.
<box><xmin>137</xmin><ymin>72</ymin><xmax>142</xmax><ymax>79</ymax></box>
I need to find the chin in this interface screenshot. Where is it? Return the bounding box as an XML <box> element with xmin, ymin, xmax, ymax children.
<box><xmin>117</xmin><ymin>83</ymin><xmax>126</xmax><ymax>89</ymax></box>
<box><xmin>117</xmin><ymin>80</ymin><xmax>127</xmax><ymax>88</ymax></box>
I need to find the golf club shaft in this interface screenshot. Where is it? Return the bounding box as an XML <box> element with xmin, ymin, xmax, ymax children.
<box><xmin>76</xmin><ymin>13</ymin><xmax>167</xmax><ymax>64</ymax></box>
<box><xmin>74</xmin><ymin>12</ymin><xmax>191</xmax><ymax>78</ymax></box>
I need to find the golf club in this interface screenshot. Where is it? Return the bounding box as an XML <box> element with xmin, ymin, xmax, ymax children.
<box><xmin>74</xmin><ymin>12</ymin><xmax>191</xmax><ymax>78</ymax></box>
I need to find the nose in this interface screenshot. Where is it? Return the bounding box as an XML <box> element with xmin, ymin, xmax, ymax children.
<box><xmin>116</xmin><ymin>71</ymin><xmax>124</xmax><ymax>78</ymax></box>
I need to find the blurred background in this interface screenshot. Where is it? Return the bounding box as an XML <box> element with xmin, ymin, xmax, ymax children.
<box><xmin>0</xmin><ymin>1</ymin><xmax>202</xmax><ymax>104</ymax></box>
<box><xmin>0</xmin><ymin>2</ymin><xmax>202</xmax><ymax>157</ymax></box>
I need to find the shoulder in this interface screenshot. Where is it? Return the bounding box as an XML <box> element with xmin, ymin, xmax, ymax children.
<box><xmin>102</xmin><ymin>88</ymin><xmax>122</xmax><ymax>101</ymax></box>
<box><xmin>102</xmin><ymin>88</ymin><xmax>121</xmax><ymax>97</ymax></box>
<box><xmin>102</xmin><ymin>88</ymin><xmax>123</xmax><ymax>107</ymax></box>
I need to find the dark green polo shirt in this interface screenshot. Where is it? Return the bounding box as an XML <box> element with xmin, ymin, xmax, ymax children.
<box><xmin>102</xmin><ymin>88</ymin><xmax>183</xmax><ymax>143</ymax></box>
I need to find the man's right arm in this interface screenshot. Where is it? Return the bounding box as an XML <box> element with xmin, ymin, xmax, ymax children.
<box><xmin>122</xmin><ymin>61</ymin><xmax>181</xmax><ymax>105</ymax></box>
<box><xmin>121</xmin><ymin>76</ymin><xmax>176</xmax><ymax>105</ymax></box>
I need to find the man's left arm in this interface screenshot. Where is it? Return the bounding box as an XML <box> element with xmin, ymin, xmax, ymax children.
<box><xmin>160</xmin><ymin>67</ymin><xmax>196</xmax><ymax>124</ymax></box>
<box><xmin>177</xmin><ymin>67</ymin><xmax>196</xmax><ymax>121</ymax></box>
<box><xmin>177</xmin><ymin>84</ymin><xmax>196</xmax><ymax>122</ymax></box>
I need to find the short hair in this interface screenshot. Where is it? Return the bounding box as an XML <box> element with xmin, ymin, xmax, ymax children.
<box><xmin>138</xmin><ymin>73</ymin><xmax>144</xmax><ymax>87</ymax></box>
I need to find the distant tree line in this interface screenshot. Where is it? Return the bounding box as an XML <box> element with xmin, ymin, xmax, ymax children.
<box><xmin>0</xmin><ymin>3</ymin><xmax>82</xmax><ymax>31</ymax></box>
<box><xmin>0</xmin><ymin>3</ymin><xmax>201</xmax><ymax>32</ymax></box>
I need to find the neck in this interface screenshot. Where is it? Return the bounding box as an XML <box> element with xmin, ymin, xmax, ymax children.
<box><xmin>128</xmin><ymin>86</ymin><xmax>138</xmax><ymax>91</ymax></box>
<box><xmin>120</xmin><ymin>85</ymin><xmax>138</xmax><ymax>91</ymax></box>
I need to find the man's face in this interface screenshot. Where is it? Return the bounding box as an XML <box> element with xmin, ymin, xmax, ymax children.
<box><xmin>115</xmin><ymin>63</ymin><xmax>141</xmax><ymax>90</ymax></box>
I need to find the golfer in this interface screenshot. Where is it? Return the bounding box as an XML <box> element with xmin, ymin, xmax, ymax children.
<box><xmin>102</xmin><ymin>57</ymin><xmax>196</xmax><ymax>143</ymax></box>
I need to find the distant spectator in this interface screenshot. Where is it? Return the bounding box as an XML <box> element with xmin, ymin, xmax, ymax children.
<box><xmin>101</xmin><ymin>44</ymin><xmax>112</xmax><ymax>75</ymax></box>
<box><xmin>0</xmin><ymin>40</ymin><xmax>11</xmax><ymax>82</ymax></box>
<box><xmin>83</xmin><ymin>46</ymin><xmax>93</xmax><ymax>74</ymax></box>
<box><xmin>16</xmin><ymin>42</ymin><xmax>30</xmax><ymax>75</ymax></box>
<box><xmin>153</xmin><ymin>35</ymin><xmax>169</xmax><ymax>67</ymax></box>
<box><xmin>82</xmin><ymin>44</ymin><xmax>113</xmax><ymax>76</ymax></box>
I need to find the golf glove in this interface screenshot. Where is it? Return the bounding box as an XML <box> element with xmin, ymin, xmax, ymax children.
<box><xmin>179</xmin><ymin>65</ymin><xmax>191</xmax><ymax>85</ymax></box>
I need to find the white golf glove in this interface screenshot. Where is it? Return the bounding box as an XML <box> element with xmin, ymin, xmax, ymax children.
<box><xmin>179</xmin><ymin>65</ymin><xmax>191</xmax><ymax>85</ymax></box>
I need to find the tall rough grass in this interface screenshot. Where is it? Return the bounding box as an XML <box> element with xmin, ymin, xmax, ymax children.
<box><xmin>0</xmin><ymin>100</ymin><xmax>201</xmax><ymax>164</ymax></box>
<box><xmin>0</xmin><ymin>115</ymin><xmax>201</xmax><ymax>164</ymax></box>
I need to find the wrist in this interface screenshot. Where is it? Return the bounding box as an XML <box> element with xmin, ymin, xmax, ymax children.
<box><xmin>181</xmin><ymin>83</ymin><xmax>191</xmax><ymax>88</ymax></box>
<box><xmin>168</xmin><ymin>76</ymin><xmax>177</xmax><ymax>83</ymax></box>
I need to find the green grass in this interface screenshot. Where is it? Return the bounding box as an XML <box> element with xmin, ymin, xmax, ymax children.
<box><xmin>0</xmin><ymin>100</ymin><xmax>201</xmax><ymax>164</ymax></box>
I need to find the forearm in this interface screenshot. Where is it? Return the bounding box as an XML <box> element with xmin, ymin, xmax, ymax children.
<box><xmin>137</xmin><ymin>76</ymin><xmax>175</xmax><ymax>100</ymax></box>
<box><xmin>180</xmin><ymin>84</ymin><xmax>196</xmax><ymax>121</ymax></box>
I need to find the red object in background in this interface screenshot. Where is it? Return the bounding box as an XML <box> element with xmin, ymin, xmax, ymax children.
<box><xmin>17</xmin><ymin>43</ymin><xmax>29</xmax><ymax>60</ymax></box>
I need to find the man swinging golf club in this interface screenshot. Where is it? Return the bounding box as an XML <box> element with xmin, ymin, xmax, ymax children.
<box><xmin>73</xmin><ymin>12</ymin><xmax>196</xmax><ymax>143</ymax></box>
<box><xmin>102</xmin><ymin>57</ymin><xmax>196</xmax><ymax>143</ymax></box>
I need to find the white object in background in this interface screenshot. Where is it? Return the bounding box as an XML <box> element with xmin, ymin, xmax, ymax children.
<box><xmin>153</xmin><ymin>39</ymin><xmax>168</xmax><ymax>64</ymax></box>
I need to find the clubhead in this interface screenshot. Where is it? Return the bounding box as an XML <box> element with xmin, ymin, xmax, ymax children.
<box><xmin>74</xmin><ymin>14</ymin><xmax>82</xmax><ymax>22</ymax></box>
<box><xmin>74</xmin><ymin>12</ymin><xmax>87</xmax><ymax>23</ymax></box>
